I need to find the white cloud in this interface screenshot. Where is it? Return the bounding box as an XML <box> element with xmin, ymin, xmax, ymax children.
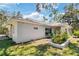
<box><xmin>53</xmin><ymin>6</ymin><xmax>58</xmax><ymax>9</ymax></box>
<box><xmin>0</xmin><ymin>4</ymin><xmax>8</xmax><ymax>7</ymax></box>
<box><xmin>0</xmin><ymin>4</ymin><xmax>8</xmax><ymax>10</ymax></box>
<box><xmin>52</xmin><ymin>4</ymin><xmax>59</xmax><ymax>9</ymax></box>
<box><xmin>0</xmin><ymin>3</ymin><xmax>17</xmax><ymax>8</ymax></box>
<box><xmin>62</xmin><ymin>13</ymin><xmax>65</xmax><ymax>15</ymax></box>
<box><xmin>60</xmin><ymin>12</ymin><xmax>65</xmax><ymax>15</ymax></box>
<box><xmin>23</xmin><ymin>12</ymin><xmax>44</xmax><ymax>21</ymax></box>
<box><xmin>0</xmin><ymin>5</ymin><xmax>7</xmax><ymax>7</ymax></box>
<box><xmin>0</xmin><ymin>3</ymin><xmax>16</xmax><ymax>5</ymax></box>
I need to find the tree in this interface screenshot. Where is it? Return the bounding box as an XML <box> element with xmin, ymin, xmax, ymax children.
<box><xmin>0</xmin><ymin>9</ymin><xmax>8</xmax><ymax>34</ymax></box>
<box><xmin>62</xmin><ymin>3</ymin><xmax>79</xmax><ymax>30</ymax></box>
<box><xmin>15</xmin><ymin>11</ymin><xmax>23</xmax><ymax>19</ymax></box>
<box><xmin>49</xmin><ymin>9</ymin><xmax>59</xmax><ymax>22</ymax></box>
<box><xmin>11</xmin><ymin>11</ymin><xmax>23</xmax><ymax>19</ymax></box>
<box><xmin>35</xmin><ymin>3</ymin><xmax>59</xmax><ymax>23</ymax></box>
<box><xmin>0</xmin><ymin>9</ymin><xmax>8</xmax><ymax>26</ymax></box>
<box><xmin>43</xmin><ymin>16</ymin><xmax>48</xmax><ymax>22</ymax></box>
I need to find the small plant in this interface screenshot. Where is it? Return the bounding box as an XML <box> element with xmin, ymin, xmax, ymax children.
<box><xmin>52</xmin><ymin>32</ymin><xmax>68</xmax><ymax>44</ymax></box>
<box><xmin>0</xmin><ymin>27</ymin><xmax>8</xmax><ymax>34</ymax></box>
<box><xmin>73</xmin><ymin>30</ymin><xmax>79</xmax><ymax>38</ymax></box>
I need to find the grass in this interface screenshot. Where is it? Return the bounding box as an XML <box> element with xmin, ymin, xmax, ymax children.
<box><xmin>0</xmin><ymin>39</ymin><xmax>79</xmax><ymax>56</ymax></box>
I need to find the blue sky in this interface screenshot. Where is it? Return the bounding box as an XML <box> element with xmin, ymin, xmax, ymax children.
<box><xmin>0</xmin><ymin>3</ymin><xmax>67</xmax><ymax>21</ymax></box>
<box><xmin>57</xmin><ymin>3</ymin><xmax>66</xmax><ymax>13</ymax></box>
<box><xmin>0</xmin><ymin>3</ymin><xmax>36</xmax><ymax>14</ymax></box>
<box><xmin>0</xmin><ymin>3</ymin><xmax>66</xmax><ymax>14</ymax></box>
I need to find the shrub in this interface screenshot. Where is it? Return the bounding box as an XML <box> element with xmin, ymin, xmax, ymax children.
<box><xmin>73</xmin><ymin>30</ymin><xmax>79</xmax><ymax>38</ymax></box>
<box><xmin>52</xmin><ymin>32</ymin><xmax>68</xmax><ymax>44</ymax></box>
<box><xmin>0</xmin><ymin>27</ymin><xmax>8</xmax><ymax>34</ymax></box>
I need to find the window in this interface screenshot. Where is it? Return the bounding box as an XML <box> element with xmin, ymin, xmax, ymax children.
<box><xmin>34</xmin><ymin>27</ymin><xmax>38</xmax><ymax>30</ymax></box>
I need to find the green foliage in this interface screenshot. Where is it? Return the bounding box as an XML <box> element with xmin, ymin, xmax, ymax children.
<box><xmin>62</xmin><ymin>3</ymin><xmax>79</xmax><ymax>29</ymax></box>
<box><xmin>52</xmin><ymin>32</ymin><xmax>68</xmax><ymax>44</ymax></box>
<box><xmin>35</xmin><ymin>3</ymin><xmax>59</xmax><ymax>22</ymax></box>
<box><xmin>73</xmin><ymin>30</ymin><xmax>79</xmax><ymax>38</ymax></box>
<box><xmin>7</xmin><ymin>46</ymin><xmax>37</xmax><ymax>56</ymax></box>
<box><xmin>0</xmin><ymin>27</ymin><xmax>8</xmax><ymax>34</ymax></box>
<box><xmin>0</xmin><ymin>38</ymin><xmax>79</xmax><ymax>56</ymax></box>
<box><xmin>0</xmin><ymin>9</ymin><xmax>8</xmax><ymax>34</ymax></box>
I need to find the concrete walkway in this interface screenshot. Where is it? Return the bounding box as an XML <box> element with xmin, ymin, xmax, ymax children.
<box><xmin>68</xmin><ymin>36</ymin><xmax>79</xmax><ymax>43</ymax></box>
<box><xmin>30</xmin><ymin>39</ymin><xmax>50</xmax><ymax>46</ymax></box>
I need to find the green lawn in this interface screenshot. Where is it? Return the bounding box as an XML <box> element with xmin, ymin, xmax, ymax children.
<box><xmin>0</xmin><ymin>39</ymin><xmax>79</xmax><ymax>56</ymax></box>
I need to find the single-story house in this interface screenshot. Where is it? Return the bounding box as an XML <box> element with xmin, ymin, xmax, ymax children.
<box><xmin>3</xmin><ymin>18</ymin><xmax>72</xmax><ymax>43</ymax></box>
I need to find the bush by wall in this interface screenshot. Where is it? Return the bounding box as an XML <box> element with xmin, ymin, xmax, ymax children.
<box><xmin>52</xmin><ymin>32</ymin><xmax>68</xmax><ymax>44</ymax></box>
<box><xmin>0</xmin><ymin>27</ymin><xmax>8</xmax><ymax>34</ymax></box>
<box><xmin>73</xmin><ymin>30</ymin><xmax>79</xmax><ymax>38</ymax></box>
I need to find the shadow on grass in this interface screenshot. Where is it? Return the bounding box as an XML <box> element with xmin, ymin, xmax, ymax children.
<box><xmin>0</xmin><ymin>39</ymin><xmax>15</xmax><ymax>56</ymax></box>
<box><xmin>68</xmin><ymin>43</ymin><xmax>79</xmax><ymax>56</ymax></box>
<box><xmin>33</xmin><ymin>44</ymin><xmax>51</xmax><ymax>56</ymax></box>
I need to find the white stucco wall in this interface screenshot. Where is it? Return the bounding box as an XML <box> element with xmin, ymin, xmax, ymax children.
<box><xmin>7</xmin><ymin>21</ymin><xmax>18</xmax><ymax>42</ymax></box>
<box><xmin>12</xmin><ymin>23</ymin><xmax>18</xmax><ymax>42</ymax></box>
<box><xmin>14</xmin><ymin>22</ymin><xmax>45</xmax><ymax>43</ymax></box>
